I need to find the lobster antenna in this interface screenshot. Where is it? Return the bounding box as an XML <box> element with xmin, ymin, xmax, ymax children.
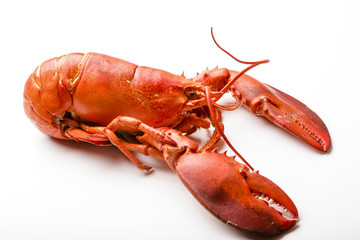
<box><xmin>209</xmin><ymin>62</ymin><xmax>268</xmax><ymax>104</ymax></box>
<box><xmin>212</xmin><ymin>100</ymin><xmax>242</xmax><ymax>111</ymax></box>
<box><xmin>219</xmin><ymin>62</ymin><xmax>267</xmax><ymax>95</ymax></box>
<box><xmin>211</xmin><ymin>27</ymin><xmax>269</xmax><ymax>65</ymax></box>
<box><xmin>210</xmin><ymin>27</ymin><xmax>269</xmax><ymax>97</ymax></box>
<box><xmin>205</xmin><ymin>86</ymin><xmax>254</xmax><ymax>171</ymax></box>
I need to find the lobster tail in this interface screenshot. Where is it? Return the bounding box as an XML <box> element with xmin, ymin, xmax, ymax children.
<box><xmin>23</xmin><ymin>53</ymin><xmax>85</xmax><ymax>139</ymax></box>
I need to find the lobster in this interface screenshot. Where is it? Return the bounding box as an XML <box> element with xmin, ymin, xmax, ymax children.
<box><xmin>23</xmin><ymin>29</ymin><xmax>331</xmax><ymax>236</ymax></box>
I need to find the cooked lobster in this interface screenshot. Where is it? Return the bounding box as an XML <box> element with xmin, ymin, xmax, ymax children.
<box><xmin>23</xmin><ymin>29</ymin><xmax>330</xmax><ymax>235</ymax></box>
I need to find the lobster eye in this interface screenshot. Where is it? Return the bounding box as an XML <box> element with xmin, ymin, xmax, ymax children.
<box><xmin>185</xmin><ymin>86</ymin><xmax>204</xmax><ymax>100</ymax></box>
<box><xmin>185</xmin><ymin>88</ymin><xmax>197</xmax><ymax>99</ymax></box>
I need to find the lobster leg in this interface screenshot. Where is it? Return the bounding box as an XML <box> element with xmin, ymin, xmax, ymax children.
<box><xmin>106</xmin><ymin>129</ymin><xmax>154</xmax><ymax>172</ymax></box>
<box><xmin>66</xmin><ymin>125</ymin><xmax>164</xmax><ymax>160</ymax></box>
<box><xmin>100</xmin><ymin>115</ymin><xmax>200</xmax><ymax>172</ymax></box>
<box><xmin>104</xmin><ymin>116</ymin><xmax>176</xmax><ymax>146</ymax></box>
<box><xmin>102</xmin><ymin>116</ymin><xmax>178</xmax><ymax>171</ymax></box>
<box><xmin>172</xmin><ymin>113</ymin><xmax>211</xmax><ymax>135</ymax></box>
<box><xmin>229</xmin><ymin>73</ymin><xmax>331</xmax><ymax>152</ymax></box>
<box><xmin>63</xmin><ymin>117</ymin><xmax>174</xmax><ymax>171</ymax></box>
<box><xmin>65</xmin><ymin>127</ymin><xmax>110</xmax><ymax>146</ymax></box>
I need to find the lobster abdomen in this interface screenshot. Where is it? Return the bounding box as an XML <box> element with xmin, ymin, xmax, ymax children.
<box><xmin>24</xmin><ymin>53</ymin><xmax>193</xmax><ymax>139</ymax></box>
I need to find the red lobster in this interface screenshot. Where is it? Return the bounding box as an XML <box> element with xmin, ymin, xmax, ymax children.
<box><xmin>23</xmin><ymin>29</ymin><xmax>331</xmax><ymax>236</ymax></box>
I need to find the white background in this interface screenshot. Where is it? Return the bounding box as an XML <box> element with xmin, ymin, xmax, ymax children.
<box><xmin>1</xmin><ymin>0</ymin><xmax>359</xmax><ymax>239</ymax></box>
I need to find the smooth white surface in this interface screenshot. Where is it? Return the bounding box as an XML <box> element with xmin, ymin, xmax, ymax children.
<box><xmin>1</xmin><ymin>0</ymin><xmax>359</xmax><ymax>239</ymax></box>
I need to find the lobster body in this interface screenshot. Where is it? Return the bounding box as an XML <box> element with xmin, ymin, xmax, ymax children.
<box><xmin>24</xmin><ymin>53</ymin><xmax>230</xmax><ymax>138</ymax></box>
<box><xmin>24</xmin><ymin>48</ymin><xmax>330</xmax><ymax>235</ymax></box>
<box><xmin>72</xmin><ymin>53</ymin><xmax>190</xmax><ymax>129</ymax></box>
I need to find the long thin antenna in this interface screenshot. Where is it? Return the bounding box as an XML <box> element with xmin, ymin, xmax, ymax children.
<box><xmin>205</xmin><ymin>86</ymin><xmax>254</xmax><ymax>171</ymax></box>
<box><xmin>211</xmin><ymin>27</ymin><xmax>269</xmax><ymax>65</ymax></box>
<box><xmin>219</xmin><ymin>62</ymin><xmax>267</xmax><ymax>95</ymax></box>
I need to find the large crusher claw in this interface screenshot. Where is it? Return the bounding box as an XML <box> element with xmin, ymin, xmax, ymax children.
<box><xmin>170</xmin><ymin>149</ymin><xmax>298</xmax><ymax>236</ymax></box>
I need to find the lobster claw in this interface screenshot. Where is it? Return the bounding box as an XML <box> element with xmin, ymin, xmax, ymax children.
<box><xmin>230</xmin><ymin>73</ymin><xmax>331</xmax><ymax>152</ymax></box>
<box><xmin>174</xmin><ymin>149</ymin><xmax>298</xmax><ymax>236</ymax></box>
